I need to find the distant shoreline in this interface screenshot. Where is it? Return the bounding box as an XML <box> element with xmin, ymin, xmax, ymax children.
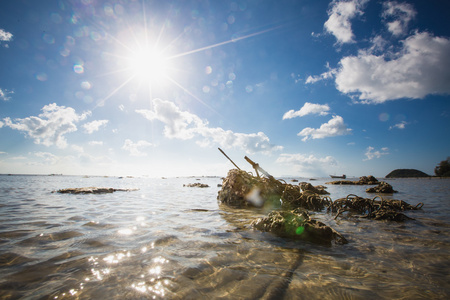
<box><xmin>1</xmin><ymin>173</ymin><xmax>449</xmax><ymax>180</ymax></box>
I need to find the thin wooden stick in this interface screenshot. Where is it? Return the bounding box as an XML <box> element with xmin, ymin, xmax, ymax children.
<box><xmin>218</xmin><ymin>148</ymin><xmax>241</xmax><ymax>170</ymax></box>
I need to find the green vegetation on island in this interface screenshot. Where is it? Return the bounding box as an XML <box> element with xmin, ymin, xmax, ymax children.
<box><xmin>435</xmin><ymin>157</ymin><xmax>450</xmax><ymax>177</ymax></box>
<box><xmin>386</xmin><ymin>169</ymin><xmax>429</xmax><ymax>178</ymax></box>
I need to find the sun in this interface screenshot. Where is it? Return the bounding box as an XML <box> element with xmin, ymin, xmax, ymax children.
<box><xmin>127</xmin><ymin>46</ymin><xmax>171</xmax><ymax>84</ymax></box>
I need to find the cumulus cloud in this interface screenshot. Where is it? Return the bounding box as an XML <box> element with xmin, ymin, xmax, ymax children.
<box><xmin>3</xmin><ymin>103</ymin><xmax>91</xmax><ymax>148</ymax></box>
<box><xmin>122</xmin><ymin>139</ymin><xmax>153</xmax><ymax>156</ymax></box>
<box><xmin>382</xmin><ymin>1</ymin><xmax>416</xmax><ymax>36</ymax></box>
<box><xmin>136</xmin><ymin>98</ymin><xmax>282</xmax><ymax>154</ymax></box>
<box><xmin>0</xmin><ymin>88</ymin><xmax>13</xmax><ymax>101</ymax></box>
<box><xmin>298</xmin><ymin>115</ymin><xmax>352</xmax><ymax>141</ymax></box>
<box><xmin>364</xmin><ymin>146</ymin><xmax>389</xmax><ymax>161</ymax></box>
<box><xmin>283</xmin><ymin>102</ymin><xmax>330</xmax><ymax>120</ymax></box>
<box><xmin>335</xmin><ymin>32</ymin><xmax>450</xmax><ymax>103</ymax></box>
<box><xmin>136</xmin><ymin>99</ymin><xmax>205</xmax><ymax>140</ymax></box>
<box><xmin>324</xmin><ymin>0</ymin><xmax>368</xmax><ymax>44</ymax></box>
<box><xmin>83</xmin><ymin>120</ymin><xmax>109</xmax><ymax>134</ymax></box>
<box><xmin>276</xmin><ymin>153</ymin><xmax>337</xmax><ymax>174</ymax></box>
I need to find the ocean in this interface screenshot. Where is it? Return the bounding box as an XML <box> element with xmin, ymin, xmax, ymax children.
<box><xmin>0</xmin><ymin>174</ymin><xmax>449</xmax><ymax>299</ymax></box>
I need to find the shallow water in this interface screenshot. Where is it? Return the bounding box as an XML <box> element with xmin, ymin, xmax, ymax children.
<box><xmin>0</xmin><ymin>175</ymin><xmax>449</xmax><ymax>299</ymax></box>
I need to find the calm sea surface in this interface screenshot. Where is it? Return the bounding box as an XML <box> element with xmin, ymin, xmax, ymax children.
<box><xmin>0</xmin><ymin>174</ymin><xmax>449</xmax><ymax>299</ymax></box>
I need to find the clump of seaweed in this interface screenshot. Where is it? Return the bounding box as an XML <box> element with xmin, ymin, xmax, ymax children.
<box><xmin>251</xmin><ymin>209</ymin><xmax>348</xmax><ymax>245</ymax></box>
<box><xmin>216</xmin><ymin>148</ymin><xmax>424</xmax><ymax>246</ymax></box>
<box><xmin>365</xmin><ymin>181</ymin><xmax>397</xmax><ymax>193</ymax></box>
<box><xmin>217</xmin><ymin>169</ymin><xmax>331</xmax><ymax>211</ymax></box>
<box><xmin>331</xmin><ymin>194</ymin><xmax>423</xmax><ymax>221</ymax></box>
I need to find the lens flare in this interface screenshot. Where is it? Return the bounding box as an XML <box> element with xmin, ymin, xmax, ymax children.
<box><xmin>296</xmin><ymin>226</ymin><xmax>305</xmax><ymax>235</ymax></box>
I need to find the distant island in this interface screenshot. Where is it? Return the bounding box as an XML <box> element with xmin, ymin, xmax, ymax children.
<box><xmin>385</xmin><ymin>169</ymin><xmax>429</xmax><ymax>178</ymax></box>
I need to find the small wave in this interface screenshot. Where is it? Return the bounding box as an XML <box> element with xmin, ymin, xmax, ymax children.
<box><xmin>153</xmin><ymin>235</ymin><xmax>180</xmax><ymax>246</ymax></box>
<box><xmin>0</xmin><ymin>230</ymin><xmax>34</xmax><ymax>239</ymax></box>
<box><xmin>18</xmin><ymin>230</ymin><xmax>84</xmax><ymax>246</ymax></box>
<box><xmin>0</xmin><ymin>252</ymin><xmax>34</xmax><ymax>266</ymax></box>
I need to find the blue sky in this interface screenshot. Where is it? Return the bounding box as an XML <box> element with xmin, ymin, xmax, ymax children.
<box><xmin>0</xmin><ymin>0</ymin><xmax>449</xmax><ymax>178</ymax></box>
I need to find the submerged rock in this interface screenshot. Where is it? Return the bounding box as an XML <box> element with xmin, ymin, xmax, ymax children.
<box><xmin>251</xmin><ymin>209</ymin><xmax>347</xmax><ymax>245</ymax></box>
<box><xmin>366</xmin><ymin>181</ymin><xmax>397</xmax><ymax>193</ymax></box>
<box><xmin>55</xmin><ymin>187</ymin><xmax>138</xmax><ymax>194</ymax></box>
<box><xmin>184</xmin><ymin>183</ymin><xmax>210</xmax><ymax>188</ymax></box>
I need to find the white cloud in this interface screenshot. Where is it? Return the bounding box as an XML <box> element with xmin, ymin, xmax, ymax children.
<box><xmin>283</xmin><ymin>102</ymin><xmax>330</xmax><ymax>120</ymax></box>
<box><xmin>122</xmin><ymin>139</ymin><xmax>153</xmax><ymax>156</ymax></box>
<box><xmin>3</xmin><ymin>103</ymin><xmax>91</xmax><ymax>148</ymax></box>
<box><xmin>389</xmin><ymin>121</ymin><xmax>408</xmax><ymax>130</ymax></box>
<box><xmin>335</xmin><ymin>32</ymin><xmax>450</xmax><ymax>103</ymax></box>
<box><xmin>89</xmin><ymin>141</ymin><xmax>103</xmax><ymax>146</ymax></box>
<box><xmin>71</xmin><ymin>145</ymin><xmax>84</xmax><ymax>153</ymax></box>
<box><xmin>34</xmin><ymin>151</ymin><xmax>59</xmax><ymax>164</ymax></box>
<box><xmin>83</xmin><ymin>119</ymin><xmax>109</xmax><ymax>134</ymax></box>
<box><xmin>137</xmin><ymin>98</ymin><xmax>282</xmax><ymax>154</ymax></box>
<box><xmin>364</xmin><ymin>146</ymin><xmax>389</xmax><ymax>161</ymax></box>
<box><xmin>382</xmin><ymin>1</ymin><xmax>416</xmax><ymax>36</ymax></box>
<box><xmin>305</xmin><ymin>63</ymin><xmax>337</xmax><ymax>84</ymax></box>
<box><xmin>0</xmin><ymin>29</ymin><xmax>13</xmax><ymax>42</ymax></box>
<box><xmin>298</xmin><ymin>115</ymin><xmax>352</xmax><ymax>141</ymax></box>
<box><xmin>305</xmin><ymin>69</ymin><xmax>336</xmax><ymax>84</ymax></box>
<box><xmin>0</xmin><ymin>88</ymin><xmax>13</xmax><ymax>101</ymax></box>
<box><xmin>136</xmin><ymin>99</ymin><xmax>205</xmax><ymax>140</ymax></box>
<box><xmin>0</xmin><ymin>120</ymin><xmax>3</xmax><ymax>128</ymax></box>
<box><xmin>276</xmin><ymin>153</ymin><xmax>337</xmax><ymax>174</ymax></box>
<box><xmin>324</xmin><ymin>0</ymin><xmax>368</xmax><ymax>44</ymax></box>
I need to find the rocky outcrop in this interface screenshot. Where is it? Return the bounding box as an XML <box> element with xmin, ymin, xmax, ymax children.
<box><xmin>217</xmin><ymin>169</ymin><xmax>331</xmax><ymax>211</ymax></box>
<box><xmin>55</xmin><ymin>187</ymin><xmax>138</xmax><ymax>194</ymax></box>
<box><xmin>385</xmin><ymin>169</ymin><xmax>429</xmax><ymax>178</ymax></box>
<box><xmin>326</xmin><ymin>175</ymin><xmax>379</xmax><ymax>185</ymax></box>
<box><xmin>366</xmin><ymin>181</ymin><xmax>397</xmax><ymax>193</ymax></box>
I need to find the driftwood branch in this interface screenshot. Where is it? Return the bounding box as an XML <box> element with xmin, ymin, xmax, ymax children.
<box><xmin>218</xmin><ymin>148</ymin><xmax>241</xmax><ymax>170</ymax></box>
